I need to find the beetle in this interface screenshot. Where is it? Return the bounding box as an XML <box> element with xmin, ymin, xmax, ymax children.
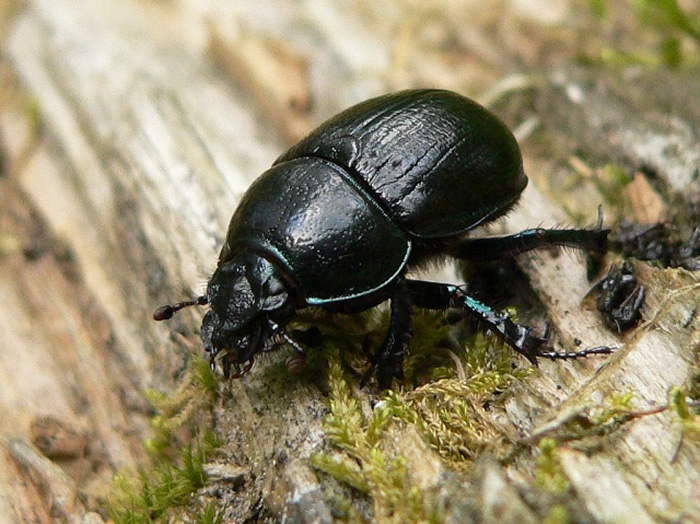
<box><xmin>155</xmin><ymin>89</ymin><xmax>610</xmax><ymax>388</ymax></box>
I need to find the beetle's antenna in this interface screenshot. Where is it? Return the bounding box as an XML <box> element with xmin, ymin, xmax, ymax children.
<box><xmin>153</xmin><ymin>295</ymin><xmax>208</xmax><ymax>321</ymax></box>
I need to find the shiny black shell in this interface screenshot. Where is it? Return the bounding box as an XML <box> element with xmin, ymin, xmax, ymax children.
<box><xmin>276</xmin><ymin>89</ymin><xmax>526</xmax><ymax>237</ymax></box>
<box><xmin>219</xmin><ymin>89</ymin><xmax>527</xmax><ymax>305</ymax></box>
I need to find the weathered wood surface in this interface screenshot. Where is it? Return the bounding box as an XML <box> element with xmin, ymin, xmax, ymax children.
<box><xmin>0</xmin><ymin>1</ymin><xmax>698</xmax><ymax>522</ymax></box>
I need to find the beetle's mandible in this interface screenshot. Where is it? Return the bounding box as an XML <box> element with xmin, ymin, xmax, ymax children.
<box><xmin>155</xmin><ymin>89</ymin><xmax>610</xmax><ymax>388</ymax></box>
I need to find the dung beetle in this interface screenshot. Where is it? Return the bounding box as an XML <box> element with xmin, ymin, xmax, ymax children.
<box><xmin>155</xmin><ymin>89</ymin><xmax>610</xmax><ymax>388</ymax></box>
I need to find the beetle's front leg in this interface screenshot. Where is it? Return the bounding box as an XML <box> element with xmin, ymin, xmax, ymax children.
<box><xmin>363</xmin><ymin>277</ymin><xmax>412</xmax><ymax>389</ymax></box>
<box><xmin>406</xmin><ymin>280</ymin><xmax>611</xmax><ymax>363</ymax></box>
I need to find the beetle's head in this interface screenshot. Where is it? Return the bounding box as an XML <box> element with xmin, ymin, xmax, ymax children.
<box><xmin>154</xmin><ymin>253</ymin><xmax>292</xmax><ymax>378</ymax></box>
<box><xmin>200</xmin><ymin>254</ymin><xmax>290</xmax><ymax>376</ymax></box>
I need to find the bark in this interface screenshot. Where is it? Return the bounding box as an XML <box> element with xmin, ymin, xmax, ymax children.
<box><xmin>0</xmin><ymin>1</ymin><xmax>697</xmax><ymax>523</ymax></box>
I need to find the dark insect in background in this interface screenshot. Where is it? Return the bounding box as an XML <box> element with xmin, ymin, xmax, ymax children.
<box><xmin>589</xmin><ymin>262</ymin><xmax>645</xmax><ymax>332</ymax></box>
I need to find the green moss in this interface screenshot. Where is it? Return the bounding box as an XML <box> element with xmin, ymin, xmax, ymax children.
<box><xmin>311</xmin><ymin>346</ymin><xmax>439</xmax><ymax>521</ymax></box>
<box><xmin>582</xmin><ymin>0</ymin><xmax>699</xmax><ymax>67</ymax></box>
<box><xmin>106</xmin><ymin>356</ymin><xmax>222</xmax><ymax>523</ymax></box>
<box><xmin>630</xmin><ymin>0</ymin><xmax>700</xmax><ymax>41</ymax></box>
<box><xmin>144</xmin><ymin>356</ymin><xmax>218</xmax><ymax>459</ymax></box>
<box><xmin>669</xmin><ymin>386</ymin><xmax>700</xmax><ymax>437</ymax></box>
<box><xmin>195</xmin><ymin>503</ymin><xmax>224</xmax><ymax>524</ymax></box>
<box><xmin>310</xmin><ymin>303</ymin><xmax>540</xmax><ymax>519</ymax></box>
<box><xmin>24</xmin><ymin>96</ymin><xmax>43</xmax><ymax>137</ymax></box>
<box><xmin>534</xmin><ymin>438</ymin><xmax>569</xmax><ymax>493</ymax></box>
<box><xmin>591</xmin><ymin>391</ymin><xmax>636</xmax><ymax>425</ymax></box>
<box><xmin>587</xmin><ymin>0</ymin><xmax>607</xmax><ymax>19</ymax></box>
<box><xmin>542</xmin><ymin>503</ymin><xmax>572</xmax><ymax>524</ymax></box>
<box><xmin>108</xmin><ymin>433</ymin><xmax>222</xmax><ymax>523</ymax></box>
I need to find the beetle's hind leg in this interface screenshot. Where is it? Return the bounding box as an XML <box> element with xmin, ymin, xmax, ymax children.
<box><xmin>407</xmin><ymin>280</ymin><xmax>611</xmax><ymax>363</ymax></box>
<box><xmin>363</xmin><ymin>277</ymin><xmax>412</xmax><ymax>389</ymax></box>
<box><xmin>449</xmin><ymin>226</ymin><xmax>609</xmax><ymax>261</ymax></box>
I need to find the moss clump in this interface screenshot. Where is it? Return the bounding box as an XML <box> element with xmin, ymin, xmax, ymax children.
<box><xmin>311</xmin><ymin>347</ymin><xmax>432</xmax><ymax>522</ymax></box>
<box><xmin>542</xmin><ymin>503</ymin><xmax>571</xmax><ymax>524</ymax></box>
<box><xmin>389</xmin><ymin>310</ymin><xmax>533</xmax><ymax>470</ymax></box>
<box><xmin>108</xmin><ymin>432</ymin><xmax>223</xmax><ymax>523</ymax></box>
<box><xmin>194</xmin><ymin>502</ymin><xmax>225</xmax><ymax>524</ymax></box>
<box><xmin>669</xmin><ymin>386</ymin><xmax>700</xmax><ymax>456</ymax></box>
<box><xmin>144</xmin><ymin>356</ymin><xmax>218</xmax><ymax>458</ymax></box>
<box><xmin>106</xmin><ymin>356</ymin><xmax>223</xmax><ymax>523</ymax></box>
<box><xmin>310</xmin><ymin>305</ymin><xmax>536</xmax><ymax>520</ymax></box>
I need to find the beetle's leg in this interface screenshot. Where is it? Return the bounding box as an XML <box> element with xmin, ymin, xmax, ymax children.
<box><xmin>268</xmin><ymin>318</ymin><xmax>307</xmax><ymax>356</ymax></box>
<box><xmin>406</xmin><ymin>280</ymin><xmax>611</xmax><ymax>363</ymax></box>
<box><xmin>449</xmin><ymin>226</ymin><xmax>609</xmax><ymax>261</ymax></box>
<box><xmin>363</xmin><ymin>277</ymin><xmax>412</xmax><ymax>389</ymax></box>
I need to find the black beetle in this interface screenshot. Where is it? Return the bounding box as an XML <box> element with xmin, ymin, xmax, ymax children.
<box><xmin>155</xmin><ymin>89</ymin><xmax>610</xmax><ymax>388</ymax></box>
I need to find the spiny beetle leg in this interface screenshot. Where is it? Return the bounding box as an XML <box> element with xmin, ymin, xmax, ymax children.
<box><xmin>362</xmin><ymin>277</ymin><xmax>412</xmax><ymax>389</ymax></box>
<box><xmin>268</xmin><ymin>318</ymin><xmax>306</xmax><ymax>356</ymax></box>
<box><xmin>536</xmin><ymin>346</ymin><xmax>612</xmax><ymax>359</ymax></box>
<box><xmin>449</xmin><ymin>226</ymin><xmax>609</xmax><ymax>261</ymax></box>
<box><xmin>406</xmin><ymin>279</ymin><xmax>611</xmax><ymax>363</ymax></box>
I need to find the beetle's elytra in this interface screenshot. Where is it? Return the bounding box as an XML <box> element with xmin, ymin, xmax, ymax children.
<box><xmin>155</xmin><ymin>89</ymin><xmax>610</xmax><ymax>388</ymax></box>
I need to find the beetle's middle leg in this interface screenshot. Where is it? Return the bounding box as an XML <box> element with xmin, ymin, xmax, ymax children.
<box><xmin>363</xmin><ymin>276</ymin><xmax>412</xmax><ymax>389</ymax></box>
<box><xmin>406</xmin><ymin>279</ymin><xmax>611</xmax><ymax>363</ymax></box>
<box><xmin>449</xmin><ymin>226</ymin><xmax>609</xmax><ymax>261</ymax></box>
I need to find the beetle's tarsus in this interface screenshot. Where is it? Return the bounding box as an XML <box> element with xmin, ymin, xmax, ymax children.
<box><xmin>591</xmin><ymin>262</ymin><xmax>646</xmax><ymax>332</ymax></box>
<box><xmin>612</xmin><ymin>286</ymin><xmax>645</xmax><ymax>332</ymax></box>
<box><xmin>286</xmin><ymin>353</ymin><xmax>307</xmax><ymax>374</ymax></box>
<box><xmin>220</xmin><ymin>355</ymin><xmax>255</xmax><ymax>379</ymax></box>
<box><xmin>535</xmin><ymin>345</ymin><xmax>613</xmax><ymax>360</ymax></box>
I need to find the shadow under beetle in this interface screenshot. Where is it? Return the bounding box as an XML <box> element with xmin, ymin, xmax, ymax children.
<box><xmin>155</xmin><ymin>89</ymin><xmax>611</xmax><ymax>388</ymax></box>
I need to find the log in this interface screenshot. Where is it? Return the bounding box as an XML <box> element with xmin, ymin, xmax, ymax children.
<box><xmin>1</xmin><ymin>1</ymin><xmax>697</xmax><ymax>522</ymax></box>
